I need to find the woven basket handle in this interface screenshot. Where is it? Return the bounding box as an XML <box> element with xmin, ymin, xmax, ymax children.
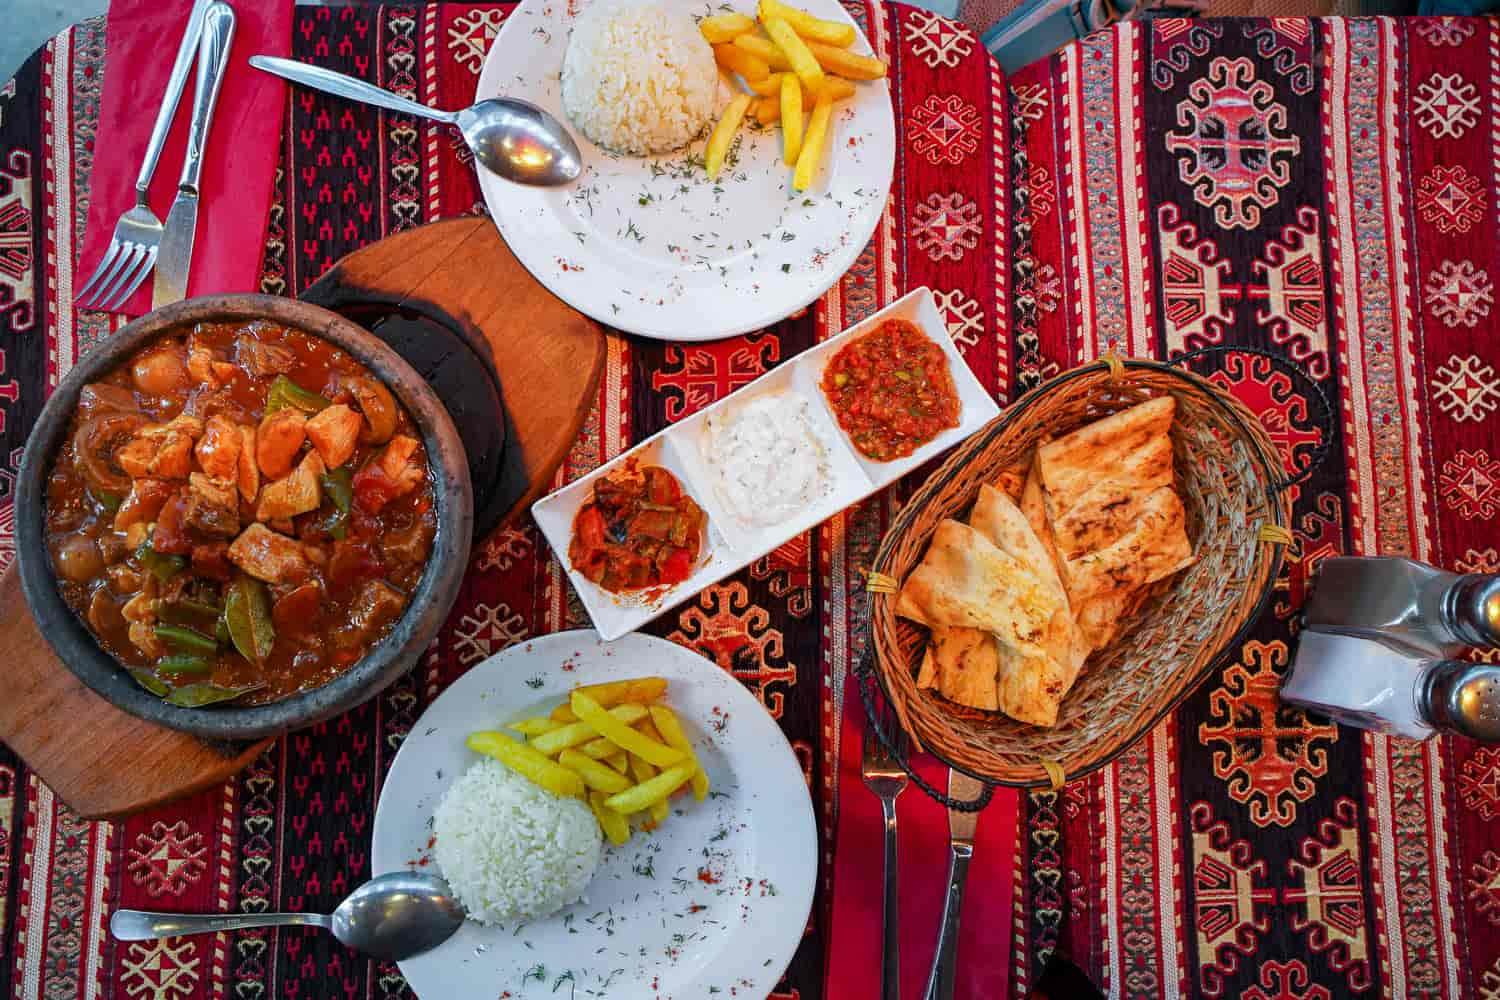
<box><xmin>1168</xmin><ymin>345</ymin><xmax>1335</xmax><ymax>494</ymax></box>
<box><xmin>854</xmin><ymin>648</ymin><xmax>996</xmax><ymax>811</ymax></box>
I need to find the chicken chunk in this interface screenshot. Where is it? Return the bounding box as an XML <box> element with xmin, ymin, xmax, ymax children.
<box><xmin>113</xmin><ymin>477</ymin><xmax>174</xmax><ymax>531</ymax></box>
<box><xmin>227</xmin><ymin>523</ymin><xmax>312</xmax><ymax>585</ymax></box>
<box><xmin>256</xmin><ymin>450</ymin><xmax>325</xmax><ymax>522</ymax></box>
<box><xmin>256</xmin><ymin>409</ymin><xmax>307</xmax><ymax>479</ymax></box>
<box><xmin>335</xmin><ymin>579</ymin><xmax>406</xmax><ymax>649</ymax></box>
<box><xmin>195</xmin><ymin>414</ymin><xmax>242</xmax><ymax>481</ymax></box>
<box><xmin>185</xmin><ymin>472</ymin><xmax>241</xmax><ymax>538</ymax></box>
<box><xmin>236</xmin><ymin>424</ymin><xmax>259</xmax><ymax>502</ymax></box>
<box><xmin>187</xmin><ymin>340</ymin><xmax>221</xmax><ymax>387</ymax></box>
<box><xmin>235</xmin><ymin>335</ymin><xmax>298</xmax><ymax>377</ymax></box>
<box><xmin>116</xmin><ymin>414</ymin><xmax>205</xmax><ymax>480</ymax></box>
<box><xmin>351</xmin><ymin>434</ymin><xmax>426</xmax><ymax>514</ymax></box>
<box><xmin>304</xmin><ymin>404</ymin><xmax>362</xmax><ymax>468</ymax></box>
<box><xmin>128</xmin><ymin>621</ymin><xmax>166</xmax><ymax>658</ymax></box>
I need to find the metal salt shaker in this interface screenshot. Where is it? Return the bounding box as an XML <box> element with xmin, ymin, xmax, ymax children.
<box><xmin>1282</xmin><ymin>557</ymin><xmax>1500</xmax><ymax>742</ymax></box>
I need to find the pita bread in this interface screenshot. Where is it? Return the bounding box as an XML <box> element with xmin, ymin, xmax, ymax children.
<box><xmin>1056</xmin><ymin>485</ymin><xmax>1194</xmax><ymax>604</ymax></box>
<box><xmin>970</xmin><ymin>485</ymin><xmax>1075</xmax><ymax>670</ymax></box>
<box><xmin>1037</xmin><ymin>396</ymin><xmax>1175</xmax><ymax>504</ymax></box>
<box><xmin>895</xmin><ymin>519</ymin><xmax>1059</xmax><ymax>652</ymax></box>
<box><xmin>917</xmin><ymin>627</ymin><xmax>1001</xmax><ymax>711</ymax></box>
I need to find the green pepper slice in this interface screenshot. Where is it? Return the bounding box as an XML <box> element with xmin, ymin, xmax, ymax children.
<box><xmin>225</xmin><ymin>575</ymin><xmax>275</xmax><ymax>665</ymax></box>
<box><xmin>154</xmin><ymin>624</ymin><xmax>219</xmax><ymax>656</ymax></box>
<box><xmin>134</xmin><ymin>538</ymin><xmax>186</xmax><ymax>584</ymax></box>
<box><xmin>314</xmin><ymin>467</ymin><xmax>353</xmax><ymax>539</ymax></box>
<box><xmin>159</xmin><ymin>598</ymin><xmax>223</xmax><ymax>628</ymax></box>
<box><xmin>164</xmin><ymin>681</ymin><xmax>265</xmax><ymax>707</ymax></box>
<box><xmin>93</xmin><ymin>489</ymin><xmax>122</xmax><ymax>515</ymax></box>
<box><xmin>155</xmin><ymin>654</ymin><xmax>214</xmax><ymax>676</ymax></box>
<box><xmin>264</xmin><ymin>375</ymin><xmax>331</xmax><ymax>415</ymax></box>
<box><xmin>129</xmin><ymin>669</ymin><xmax>170</xmax><ymax>697</ymax></box>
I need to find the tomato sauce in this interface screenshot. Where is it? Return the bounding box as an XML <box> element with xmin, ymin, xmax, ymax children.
<box><xmin>819</xmin><ymin>319</ymin><xmax>961</xmax><ymax>461</ymax></box>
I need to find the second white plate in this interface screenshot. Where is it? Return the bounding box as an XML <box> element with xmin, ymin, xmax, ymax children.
<box><xmin>475</xmin><ymin>0</ymin><xmax>896</xmax><ymax>341</ymax></box>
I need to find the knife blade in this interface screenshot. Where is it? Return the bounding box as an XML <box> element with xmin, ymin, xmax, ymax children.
<box><xmin>921</xmin><ymin>770</ymin><xmax>985</xmax><ymax>1000</ymax></box>
<box><xmin>154</xmin><ymin>2</ymin><xmax>237</xmax><ymax>308</ymax></box>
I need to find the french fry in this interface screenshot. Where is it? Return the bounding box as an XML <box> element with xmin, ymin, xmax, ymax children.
<box><xmin>550</xmin><ymin>703</ymin><xmax>577</xmax><ymax>723</ymax></box>
<box><xmin>704</xmin><ymin>93</ymin><xmax>753</xmax><ymax>182</ymax></box>
<box><xmin>604</xmin><ymin>762</ymin><xmax>696</xmax><ymax>814</ymax></box>
<box><xmin>579</xmin><ymin>734</ymin><xmax>617</xmax><ymax>760</ymax></box>
<box><xmin>821</xmin><ymin>75</ymin><xmax>858</xmax><ymax>101</ymax></box>
<box><xmin>713</xmin><ymin>42</ymin><xmax>770</xmax><ymax>82</ymax></box>
<box><xmin>559</xmin><ymin>749</ymin><xmax>633</xmax><ymax>794</ymax></box>
<box><xmin>805</xmin><ymin>40</ymin><xmax>886</xmax><ymax>79</ymax></box>
<box><xmin>529</xmin><ymin>703</ymin><xmax>648</xmax><ymax>756</ymax></box>
<box><xmin>572</xmin><ymin>691</ymin><xmax>686</xmax><ymax>767</ymax></box>
<box><xmin>699</xmin><ymin>11</ymin><xmax>755</xmax><ymax>43</ymax></box>
<box><xmin>589</xmin><ymin>791</ymin><xmax>632</xmax><ymax>846</ymax></box>
<box><xmin>754</xmin><ymin>96</ymin><xmax>781</xmax><ymax>126</ymax></box>
<box><xmin>648</xmin><ymin>705</ymin><xmax>710</xmax><ymax>801</ymax></box>
<box><xmin>757</xmin><ymin>0</ymin><xmax>857</xmax><ymax>47</ymax></box>
<box><xmin>780</xmin><ymin>71</ymin><xmax>803</xmax><ymax>165</ymax></box>
<box><xmin>732</xmin><ymin>33</ymin><xmax>792</xmax><ymax>72</ymax></box>
<box><xmin>604</xmin><ymin>750</ymin><xmax>630</xmax><ymax>774</ymax></box>
<box><xmin>628</xmin><ymin>754</ymin><xmax>672</xmax><ymax>825</ymax></box>
<box><xmin>793</xmin><ymin>91</ymin><xmax>832</xmax><ymax>192</ymax></box>
<box><xmin>466</xmin><ymin>731</ymin><xmax>585</xmax><ymax>799</ymax></box>
<box><xmin>762</xmin><ymin>18</ymin><xmax>825</xmax><ymax>99</ymax></box>
<box><xmin>568</xmin><ymin>677</ymin><xmax>670</xmax><ymax>708</ymax></box>
<box><xmin>746</xmin><ymin>72</ymin><xmax>784</xmax><ymax>97</ymax></box>
<box><xmin>508</xmin><ymin>717</ymin><xmax>561</xmax><ymax>736</ymax></box>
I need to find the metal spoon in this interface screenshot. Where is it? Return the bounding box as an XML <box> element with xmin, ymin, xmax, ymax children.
<box><xmin>249</xmin><ymin>55</ymin><xmax>582</xmax><ymax>186</ymax></box>
<box><xmin>110</xmin><ymin>871</ymin><xmax>465</xmax><ymax>961</ymax></box>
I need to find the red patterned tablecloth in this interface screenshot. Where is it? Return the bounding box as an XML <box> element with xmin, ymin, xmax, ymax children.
<box><xmin>1</xmin><ymin>7</ymin><xmax>1498</xmax><ymax>999</ymax></box>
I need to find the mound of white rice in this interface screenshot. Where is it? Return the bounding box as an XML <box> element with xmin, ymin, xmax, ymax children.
<box><xmin>561</xmin><ymin>0</ymin><xmax>719</xmax><ymax>155</ymax></box>
<box><xmin>433</xmin><ymin>758</ymin><xmax>602</xmax><ymax>924</ymax></box>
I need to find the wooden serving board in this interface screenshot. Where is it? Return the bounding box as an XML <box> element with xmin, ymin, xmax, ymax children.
<box><xmin>0</xmin><ymin>217</ymin><xmax>605</xmax><ymax>819</ymax></box>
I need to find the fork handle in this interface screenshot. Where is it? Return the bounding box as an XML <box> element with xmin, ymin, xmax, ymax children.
<box><xmin>136</xmin><ymin>0</ymin><xmax>210</xmax><ymax>199</ymax></box>
<box><xmin>881</xmin><ymin>797</ymin><xmax>901</xmax><ymax>1000</ymax></box>
<box><xmin>177</xmin><ymin>3</ymin><xmax>237</xmax><ymax>194</ymax></box>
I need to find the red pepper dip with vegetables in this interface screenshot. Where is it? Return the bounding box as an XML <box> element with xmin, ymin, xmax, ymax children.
<box><xmin>569</xmin><ymin>466</ymin><xmax>705</xmax><ymax>593</ymax></box>
<box><xmin>819</xmin><ymin>318</ymin><xmax>961</xmax><ymax>461</ymax></box>
<box><xmin>44</xmin><ymin>321</ymin><xmax>436</xmax><ymax>707</ymax></box>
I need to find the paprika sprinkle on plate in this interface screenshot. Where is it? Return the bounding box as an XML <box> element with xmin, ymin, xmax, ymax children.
<box><xmin>818</xmin><ymin>318</ymin><xmax>961</xmax><ymax>461</ymax></box>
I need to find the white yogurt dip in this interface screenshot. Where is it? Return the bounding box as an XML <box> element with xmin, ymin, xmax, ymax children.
<box><xmin>701</xmin><ymin>392</ymin><xmax>831</xmax><ymax>530</ymax></box>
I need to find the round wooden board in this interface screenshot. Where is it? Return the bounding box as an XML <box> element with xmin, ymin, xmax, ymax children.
<box><xmin>0</xmin><ymin>218</ymin><xmax>605</xmax><ymax>819</ymax></box>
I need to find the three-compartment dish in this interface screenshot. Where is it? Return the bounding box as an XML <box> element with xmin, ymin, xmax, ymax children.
<box><xmin>532</xmin><ymin>288</ymin><xmax>1001</xmax><ymax>640</ymax></box>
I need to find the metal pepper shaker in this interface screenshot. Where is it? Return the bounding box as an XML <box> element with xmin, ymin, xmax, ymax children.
<box><xmin>1281</xmin><ymin>629</ymin><xmax>1500</xmax><ymax>742</ymax></box>
<box><xmin>1303</xmin><ymin>556</ymin><xmax>1500</xmax><ymax>657</ymax></box>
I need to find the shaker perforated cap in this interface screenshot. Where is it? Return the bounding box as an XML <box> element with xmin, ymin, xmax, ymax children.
<box><xmin>1422</xmin><ymin>661</ymin><xmax>1500</xmax><ymax>743</ymax></box>
<box><xmin>1448</xmin><ymin>575</ymin><xmax>1500</xmax><ymax>649</ymax></box>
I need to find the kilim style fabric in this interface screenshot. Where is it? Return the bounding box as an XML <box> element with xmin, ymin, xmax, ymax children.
<box><xmin>0</xmin><ymin>7</ymin><xmax>1496</xmax><ymax>999</ymax></box>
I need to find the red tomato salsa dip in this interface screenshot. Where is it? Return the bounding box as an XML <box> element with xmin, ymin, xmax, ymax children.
<box><xmin>569</xmin><ymin>465</ymin><xmax>705</xmax><ymax>593</ymax></box>
<box><xmin>819</xmin><ymin>319</ymin><xmax>961</xmax><ymax>461</ymax></box>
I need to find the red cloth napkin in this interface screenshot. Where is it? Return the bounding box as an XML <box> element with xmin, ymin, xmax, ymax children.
<box><xmin>827</xmin><ymin>678</ymin><xmax>1020</xmax><ymax>999</ymax></box>
<box><xmin>77</xmin><ymin>0</ymin><xmax>292</xmax><ymax>315</ymax></box>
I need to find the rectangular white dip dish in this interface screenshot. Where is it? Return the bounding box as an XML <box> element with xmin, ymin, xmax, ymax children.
<box><xmin>531</xmin><ymin>287</ymin><xmax>1001</xmax><ymax>640</ymax></box>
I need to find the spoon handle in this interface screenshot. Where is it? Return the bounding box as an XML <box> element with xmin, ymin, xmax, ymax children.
<box><xmin>248</xmin><ymin>55</ymin><xmax>458</xmax><ymax>125</ymax></box>
<box><xmin>111</xmin><ymin>909</ymin><xmax>333</xmax><ymax>941</ymax></box>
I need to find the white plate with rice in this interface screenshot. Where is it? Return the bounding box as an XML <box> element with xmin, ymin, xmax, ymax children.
<box><xmin>372</xmin><ymin>630</ymin><xmax>817</xmax><ymax>999</ymax></box>
<box><xmin>475</xmin><ymin>0</ymin><xmax>895</xmax><ymax>341</ymax></box>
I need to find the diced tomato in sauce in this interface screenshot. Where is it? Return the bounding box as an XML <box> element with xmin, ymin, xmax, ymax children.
<box><xmin>153</xmin><ymin>494</ymin><xmax>193</xmax><ymax>555</ymax></box>
<box><xmin>819</xmin><ymin>319</ymin><xmax>961</xmax><ymax>461</ymax></box>
<box><xmin>568</xmin><ymin>466</ymin><xmax>705</xmax><ymax>594</ymax></box>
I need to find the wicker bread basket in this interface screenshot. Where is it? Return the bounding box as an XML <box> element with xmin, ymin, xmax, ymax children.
<box><xmin>863</xmin><ymin>352</ymin><xmax>1318</xmax><ymax>792</ymax></box>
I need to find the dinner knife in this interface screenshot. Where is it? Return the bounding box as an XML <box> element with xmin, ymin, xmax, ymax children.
<box><xmin>922</xmin><ymin>770</ymin><xmax>984</xmax><ymax>1000</ymax></box>
<box><xmin>152</xmin><ymin>2</ymin><xmax>237</xmax><ymax>308</ymax></box>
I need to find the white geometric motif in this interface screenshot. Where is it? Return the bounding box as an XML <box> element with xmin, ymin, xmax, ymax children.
<box><xmin>120</xmin><ymin>938</ymin><xmax>201</xmax><ymax>1000</ymax></box>
<box><xmin>1414</xmin><ymin>18</ymin><xmax>1476</xmax><ymax>47</ymax></box>
<box><xmin>1457</xmin><ymin>547</ymin><xmax>1500</xmax><ymax>574</ymax></box>
<box><xmin>1011</xmin><ymin>84</ymin><xmax>1048</xmax><ymax>124</ymax></box>
<box><xmin>911</xmin><ymin>191</ymin><xmax>981</xmax><ymax>262</ymax></box>
<box><xmin>447</xmin><ymin>9</ymin><xmax>507</xmax><ymax>75</ymax></box>
<box><xmin>1034</xmin><ymin>264</ymin><xmax>1062</xmax><ymax>315</ymax></box>
<box><xmin>451</xmin><ymin>601</ymin><xmax>528</xmax><ymax>666</ymax></box>
<box><xmin>126</xmin><ymin>821</ymin><xmax>208</xmax><ymax>897</ymax></box>
<box><xmin>476</xmin><ymin>526</ymin><xmax>533</xmax><ymax>573</ymax></box>
<box><xmin>1413</xmin><ymin>72</ymin><xmax>1482</xmax><ymax>139</ymax></box>
<box><xmin>1424</xmin><ymin>259</ymin><xmax>1494</xmax><ymax>328</ymax></box>
<box><xmin>1432</xmin><ymin>355</ymin><xmax>1500</xmax><ymax>424</ymax></box>
<box><xmin>932</xmin><ymin>288</ymin><xmax>984</xmax><ymax>348</ymax></box>
<box><xmin>902</xmin><ymin>9</ymin><xmax>974</xmax><ymax>69</ymax></box>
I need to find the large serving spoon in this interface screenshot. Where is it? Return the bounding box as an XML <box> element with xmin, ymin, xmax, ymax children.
<box><xmin>110</xmin><ymin>871</ymin><xmax>465</xmax><ymax>961</ymax></box>
<box><xmin>249</xmin><ymin>55</ymin><xmax>582</xmax><ymax>186</ymax></box>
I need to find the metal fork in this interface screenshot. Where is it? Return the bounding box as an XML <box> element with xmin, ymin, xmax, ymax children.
<box><xmin>862</xmin><ymin>695</ymin><xmax>909</xmax><ymax>1000</ymax></box>
<box><xmin>76</xmin><ymin>0</ymin><xmax>210</xmax><ymax>311</ymax></box>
